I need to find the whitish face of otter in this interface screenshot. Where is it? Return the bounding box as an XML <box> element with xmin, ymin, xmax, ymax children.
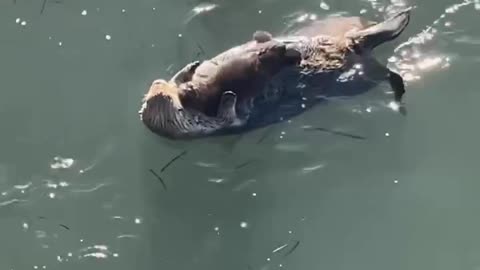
<box><xmin>143</xmin><ymin>79</ymin><xmax>183</xmax><ymax>109</ymax></box>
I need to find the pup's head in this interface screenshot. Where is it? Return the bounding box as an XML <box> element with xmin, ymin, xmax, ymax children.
<box><xmin>143</xmin><ymin>79</ymin><xmax>183</xmax><ymax>110</ymax></box>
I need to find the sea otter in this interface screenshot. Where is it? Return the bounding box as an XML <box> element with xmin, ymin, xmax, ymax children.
<box><xmin>139</xmin><ymin>33</ymin><xmax>301</xmax><ymax>139</ymax></box>
<box><xmin>140</xmin><ymin>8</ymin><xmax>412</xmax><ymax>139</ymax></box>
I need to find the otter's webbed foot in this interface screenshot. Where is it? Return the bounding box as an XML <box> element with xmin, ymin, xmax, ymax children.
<box><xmin>236</xmin><ymin>98</ymin><xmax>255</xmax><ymax>122</ymax></box>
<box><xmin>216</xmin><ymin>91</ymin><xmax>244</xmax><ymax>127</ymax></box>
<box><xmin>218</xmin><ymin>91</ymin><xmax>237</xmax><ymax>116</ymax></box>
<box><xmin>186</xmin><ymin>60</ymin><xmax>201</xmax><ymax>72</ymax></box>
<box><xmin>388</xmin><ymin>70</ymin><xmax>407</xmax><ymax>115</ymax></box>
<box><xmin>170</xmin><ymin>60</ymin><xmax>202</xmax><ymax>84</ymax></box>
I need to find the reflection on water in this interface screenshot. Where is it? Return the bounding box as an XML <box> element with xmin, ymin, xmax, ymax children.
<box><xmin>387</xmin><ymin>0</ymin><xmax>476</xmax><ymax>83</ymax></box>
<box><xmin>1</xmin><ymin>0</ymin><xmax>480</xmax><ymax>269</ymax></box>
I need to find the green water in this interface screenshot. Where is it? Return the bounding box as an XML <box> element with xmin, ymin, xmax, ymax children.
<box><xmin>1</xmin><ymin>0</ymin><xmax>480</xmax><ymax>269</ymax></box>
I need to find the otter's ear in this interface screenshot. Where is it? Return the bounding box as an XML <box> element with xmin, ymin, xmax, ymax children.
<box><xmin>253</xmin><ymin>30</ymin><xmax>273</xmax><ymax>43</ymax></box>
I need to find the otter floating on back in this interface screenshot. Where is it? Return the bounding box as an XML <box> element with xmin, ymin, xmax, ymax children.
<box><xmin>139</xmin><ymin>34</ymin><xmax>301</xmax><ymax>139</ymax></box>
<box><xmin>140</xmin><ymin>8</ymin><xmax>412</xmax><ymax>139</ymax></box>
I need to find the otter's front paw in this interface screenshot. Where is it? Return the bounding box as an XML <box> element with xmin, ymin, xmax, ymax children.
<box><xmin>186</xmin><ymin>61</ymin><xmax>201</xmax><ymax>72</ymax></box>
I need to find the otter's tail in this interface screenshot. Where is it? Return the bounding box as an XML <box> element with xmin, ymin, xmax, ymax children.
<box><xmin>353</xmin><ymin>7</ymin><xmax>412</xmax><ymax>50</ymax></box>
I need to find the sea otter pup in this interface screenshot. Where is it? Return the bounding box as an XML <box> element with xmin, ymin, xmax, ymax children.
<box><xmin>139</xmin><ymin>32</ymin><xmax>301</xmax><ymax>139</ymax></box>
<box><xmin>139</xmin><ymin>79</ymin><xmax>243</xmax><ymax>139</ymax></box>
<box><xmin>180</xmin><ymin>32</ymin><xmax>301</xmax><ymax>117</ymax></box>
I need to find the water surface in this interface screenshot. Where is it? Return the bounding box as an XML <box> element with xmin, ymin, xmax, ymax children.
<box><xmin>1</xmin><ymin>0</ymin><xmax>480</xmax><ymax>269</ymax></box>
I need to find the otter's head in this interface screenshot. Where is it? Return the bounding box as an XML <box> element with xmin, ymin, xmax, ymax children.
<box><xmin>139</xmin><ymin>78</ymin><xmax>188</xmax><ymax>138</ymax></box>
<box><xmin>140</xmin><ymin>78</ymin><xmax>241</xmax><ymax>139</ymax></box>
<box><xmin>142</xmin><ymin>79</ymin><xmax>183</xmax><ymax>109</ymax></box>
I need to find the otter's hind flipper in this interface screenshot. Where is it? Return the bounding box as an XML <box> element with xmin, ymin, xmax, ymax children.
<box><xmin>170</xmin><ymin>60</ymin><xmax>201</xmax><ymax>84</ymax></box>
<box><xmin>349</xmin><ymin>7</ymin><xmax>412</xmax><ymax>50</ymax></box>
<box><xmin>253</xmin><ymin>31</ymin><xmax>273</xmax><ymax>43</ymax></box>
<box><xmin>388</xmin><ymin>70</ymin><xmax>407</xmax><ymax>115</ymax></box>
<box><xmin>388</xmin><ymin>70</ymin><xmax>405</xmax><ymax>103</ymax></box>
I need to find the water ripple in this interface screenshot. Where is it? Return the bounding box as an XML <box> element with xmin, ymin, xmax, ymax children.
<box><xmin>301</xmin><ymin>164</ymin><xmax>326</xmax><ymax>173</ymax></box>
<box><xmin>79</xmin><ymin>245</ymin><xmax>117</xmax><ymax>259</ymax></box>
<box><xmin>194</xmin><ymin>162</ymin><xmax>219</xmax><ymax>168</ymax></box>
<box><xmin>14</xmin><ymin>182</ymin><xmax>32</xmax><ymax>190</ymax></box>
<box><xmin>57</xmin><ymin>244</ymin><xmax>119</xmax><ymax>262</ymax></box>
<box><xmin>275</xmin><ymin>143</ymin><xmax>308</xmax><ymax>153</ymax></box>
<box><xmin>388</xmin><ymin>0</ymin><xmax>473</xmax><ymax>82</ymax></box>
<box><xmin>116</xmin><ymin>234</ymin><xmax>138</xmax><ymax>239</ymax></box>
<box><xmin>0</xmin><ymin>198</ymin><xmax>27</xmax><ymax>207</ymax></box>
<box><xmin>71</xmin><ymin>183</ymin><xmax>110</xmax><ymax>193</ymax></box>
<box><xmin>232</xmin><ymin>179</ymin><xmax>257</xmax><ymax>192</ymax></box>
<box><xmin>50</xmin><ymin>156</ymin><xmax>74</xmax><ymax>169</ymax></box>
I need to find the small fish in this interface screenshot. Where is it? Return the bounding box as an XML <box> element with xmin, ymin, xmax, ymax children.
<box><xmin>149</xmin><ymin>169</ymin><xmax>167</xmax><ymax>190</ymax></box>
<box><xmin>40</xmin><ymin>0</ymin><xmax>47</xmax><ymax>14</ymax></box>
<box><xmin>196</xmin><ymin>43</ymin><xmax>206</xmax><ymax>56</ymax></box>
<box><xmin>283</xmin><ymin>240</ymin><xmax>300</xmax><ymax>257</ymax></box>
<box><xmin>304</xmin><ymin>126</ymin><xmax>366</xmax><ymax>140</ymax></box>
<box><xmin>161</xmin><ymin>150</ymin><xmax>187</xmax><ymax>172</ymax></box>
<box><xmin>235</xmin><ymin>160</ymin><xmax>253</xmax><ymax>170</ymax></box>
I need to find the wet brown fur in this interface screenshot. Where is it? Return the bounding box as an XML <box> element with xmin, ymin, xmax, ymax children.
<box><xmin>181</xmin><ymin>42</ymin><xmax>300</xmax><ymax>115</ymax></box>
<box><xmin>143</xmin><ymin>79</ymin><xmax>182</xmax><ymax>110</ymax></box>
